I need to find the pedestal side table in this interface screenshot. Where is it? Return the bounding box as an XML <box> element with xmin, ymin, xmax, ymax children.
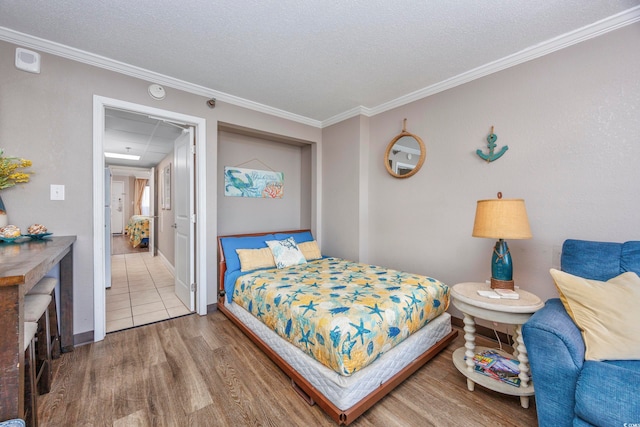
<box><xmin>451</xmin><ymin>282</ymin><xmax>544</xmax><ymax>409</ymax></box>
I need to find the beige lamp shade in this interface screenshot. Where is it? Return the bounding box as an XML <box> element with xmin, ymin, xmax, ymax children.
<box><xmin>472</xmin><ymin>198</ymin><xmax>532</xmax><ymax>239</ymax></box>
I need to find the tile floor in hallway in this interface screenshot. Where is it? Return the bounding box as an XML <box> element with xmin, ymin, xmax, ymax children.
<box><xmin>106</xmin><ymin>252</ymin><xmax>191</xmax><ymax>333</ymax></box>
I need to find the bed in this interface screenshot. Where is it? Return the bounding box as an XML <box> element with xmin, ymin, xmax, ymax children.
<box><xmin>217</xmin><ymin>230</ymin><xmax>458</xmax><ymax>425</ymax></box>
<box><xmin>125</xmin><ymin>215</ymin><xmax>150</xmax><ymax>248</ymax></box>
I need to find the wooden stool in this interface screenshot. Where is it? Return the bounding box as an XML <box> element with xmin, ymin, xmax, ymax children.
<box><xmin>23</xmin><ymin>322</ymin><xmax>39</xmax><ymax>427</ymax></box>
<box><xmin>23</xmin><ymin>295</ymin><xmax>52</xmax><ymax>396</ymax></box>
<box><xmin>27</xmin><ymin>278</ymin><xmax>61</xmax><ymax>359</ymax></box>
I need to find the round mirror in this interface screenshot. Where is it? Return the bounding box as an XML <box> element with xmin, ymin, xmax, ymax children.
<box><xmin>384</xmin><ymin>121</ymin><xmax>426</xmax><ymax>179</ymax></box>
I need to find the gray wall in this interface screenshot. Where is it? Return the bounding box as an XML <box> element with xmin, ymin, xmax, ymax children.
<box><xmin>322</xmin><ymin>23</ymin><xmax>640</xmax><ymax>325</ymax></box>
<box><xmin>321</xmin><ymin>116</ymin><xmax>361</xmax><ymax>260</ymax></box>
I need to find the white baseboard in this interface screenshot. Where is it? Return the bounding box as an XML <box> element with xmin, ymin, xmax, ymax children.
<box><xmin>156</xmin><ymin>249</ymin><xmax>175</xmax><ymax>275</ymax></box>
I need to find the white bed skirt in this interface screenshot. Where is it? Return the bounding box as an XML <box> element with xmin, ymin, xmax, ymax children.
<box><xmin>225</xmin><ymin>301</ymin><xmax>452</xmax><ymax>411</ymax></box>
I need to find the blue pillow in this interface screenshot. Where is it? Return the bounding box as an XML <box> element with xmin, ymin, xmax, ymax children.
<box><xmin>274</xmin><ymin>230</ymin><xmax>313</xmax><ymax>244</ymax></box>
<box><xmin>220</xmin><ymin>234</ymin><xmax>275</xmax><ymax>274</ymax></box>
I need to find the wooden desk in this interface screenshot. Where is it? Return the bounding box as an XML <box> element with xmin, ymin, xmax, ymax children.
<box><xmin>0</xmin><ymin>235</ymin><xmax>76</xmax><ymax>421</ymax></box>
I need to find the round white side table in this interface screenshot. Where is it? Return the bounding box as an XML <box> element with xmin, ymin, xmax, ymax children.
<box><xmin>451</xmin><ymin>282</ymin><xmax>544</xmax><ymax>409</ymax></box>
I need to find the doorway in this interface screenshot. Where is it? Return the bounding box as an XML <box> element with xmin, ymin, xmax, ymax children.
<box><xmin>106</xmin><ymin>162</ymin><xmax>189</xmax><ymax>333</ymax></box>
<box><xmin>93</xmin><ymin>95</ymin><xmax>208</xmax><ymax>343</ymax></box>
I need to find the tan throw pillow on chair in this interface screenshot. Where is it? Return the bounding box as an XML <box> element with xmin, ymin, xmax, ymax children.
<box><xmin>549</xmin><ymin>268</ymin><xmax>640</xmax><ymax>361</ymax></box>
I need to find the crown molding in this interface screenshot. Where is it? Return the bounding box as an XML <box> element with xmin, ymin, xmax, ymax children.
<box><xmin>321</xmin><ymin>5</ymin><xmax>640</xmax><ymax>127</ymax></box>
<box><xmin>322</xmin><ymin>105</ymin><xmax>374</xmax><ymax>128</ymax></box>
<box><xmin>2</xmin><ymin>5</ymin><xmax>638</xmax><ymax>130</ymax></box>
<box><xmin>0</xmin><ymin>26</ymin><xmax>322</xmax><ymax>128</ymax></box>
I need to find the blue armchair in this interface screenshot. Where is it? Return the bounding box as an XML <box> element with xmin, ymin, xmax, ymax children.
<box><xmin>522</xmin><ymin>239</ymin><xmax>640</xmax><ymax>427</ymax></box>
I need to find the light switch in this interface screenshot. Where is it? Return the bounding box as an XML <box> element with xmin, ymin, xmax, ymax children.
<box><xmin>50</xmin><ymin>184</ymin><xmax>65</xmax><ymax>200</ymax></box>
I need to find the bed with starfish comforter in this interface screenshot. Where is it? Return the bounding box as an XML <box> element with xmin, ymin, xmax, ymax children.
<box><xmin>233</xmin><ymin>257</ymin><xmax>449</xmax><ymax>376</ymax></box>
<box><xmin>217</xmin><ymin>230</ymin><xmax>456</xmax><ymax>425</ymax></box>
<box><xmin>126</xmin><ymin>215</ymin><xmax>150</xmax><ymax>248</ymax></box>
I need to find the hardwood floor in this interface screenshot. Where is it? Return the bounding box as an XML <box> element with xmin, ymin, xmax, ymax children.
<box><xmin>38</xmin><ymin>312</ymin><xmax>538</xmax><ymax>426</ymax></box>
<box><xmin>111</xmin><ymin>234</ymin><xmax>149</xmax><ymax>255</ymax></box>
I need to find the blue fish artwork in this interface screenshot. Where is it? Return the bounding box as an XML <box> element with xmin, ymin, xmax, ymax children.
<box><xmin>224</xmin><ymin>166</ymin><xmax>284</xmax><ymax>198</ymax></box>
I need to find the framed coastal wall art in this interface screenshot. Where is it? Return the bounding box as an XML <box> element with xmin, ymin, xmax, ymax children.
<box><xmin>224</xmin><ymin>166</ymin><xmax>284</xmax><ymax>198</ymax></box>
<box><xmin>162</xmin><ymin>163</ymin><xmax>171</xmax><ymax>209</ymax></box>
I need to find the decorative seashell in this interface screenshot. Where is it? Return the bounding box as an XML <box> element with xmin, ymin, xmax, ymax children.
<box><xmin>1</xmin><ymin>224</ymin><xmax>21</xmax><ymax>238</ymax></box>
<box><xmin>27</xmin><ymin>223</ymin><xmax>48</xmax><ymax>235</ymax></box>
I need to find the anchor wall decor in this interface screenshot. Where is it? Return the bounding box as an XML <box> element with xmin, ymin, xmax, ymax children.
<box><xmin>477</xmin><ymin>126</ymin><xmax>508</xmax><ymax>162</ymax></box>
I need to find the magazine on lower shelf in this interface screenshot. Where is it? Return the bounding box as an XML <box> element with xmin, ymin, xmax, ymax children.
<box><xmin>469</xmin><ymin>350</ymin><xmax>525</xmax><ymax>387</ymax></box>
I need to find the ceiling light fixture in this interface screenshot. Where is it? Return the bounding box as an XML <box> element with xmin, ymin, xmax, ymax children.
<box><xmin>104</xmin><ymin>152</ymin><xmax>140</xmax><ymax>161</ymax></box>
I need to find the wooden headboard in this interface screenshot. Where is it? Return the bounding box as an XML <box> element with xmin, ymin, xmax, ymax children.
<box><xmin>217</xmin><ymin>229</ymin><xmax>312</xmax><ymax>302</ymax></box>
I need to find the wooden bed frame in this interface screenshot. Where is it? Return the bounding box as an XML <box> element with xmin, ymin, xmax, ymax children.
<box><xmin>217</xmin><ymin>230</ymin><xmax>458</xmax><ymax>425</ymax></box>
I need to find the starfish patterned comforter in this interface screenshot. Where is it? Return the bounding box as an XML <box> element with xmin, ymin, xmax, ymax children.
<box><xmin>126</xmin><ymin>215</ymin><xmax>150</xmax><ymax>248</ymax></box>
<box><xmin>232</xmin><ymin>257</ymin><xmax>450</xmax><ymax>376</ymax></box>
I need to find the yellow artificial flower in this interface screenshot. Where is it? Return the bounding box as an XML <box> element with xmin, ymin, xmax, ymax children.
<box><xmin>0</xmin><ymin>148</ymin><xmax>33</xmax><ymax>190</ymax></box>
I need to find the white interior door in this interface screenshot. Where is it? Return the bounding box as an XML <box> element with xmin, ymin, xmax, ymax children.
<box><xmin>110</xmin><ymin>181</ymin><xmax>125</xmax><ymax>234</ymax></box>
<box><xmin>105</xmin><ymin>168</ymin><xmax>112</xmax><ymax>288</ymax></box>
<box><xmin>148</xmin><ymin>167</ymin><xmax>155</xmax><ymax>257</ymax></box>
<box><xmin>174</xmin><ymin>128</ymin><xmax>194</xmax><ymax>310</ymax></box>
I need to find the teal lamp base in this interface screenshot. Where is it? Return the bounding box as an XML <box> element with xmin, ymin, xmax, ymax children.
<box><xmin>490</xmin><ymin>239</ymin><xmax>515</xmax><ymax>290</ymax></box>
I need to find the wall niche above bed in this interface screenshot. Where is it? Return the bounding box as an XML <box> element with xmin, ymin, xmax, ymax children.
<box><xmin>217</xmin><ymin>123</ymin><xmax>314</xmax><ymax>234</ymax></box>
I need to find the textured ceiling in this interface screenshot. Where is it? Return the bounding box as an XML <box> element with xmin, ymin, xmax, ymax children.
<box><xmin>1</xmin><ymin>1</ymin><xmax>639</xmax><ymax>122</ymax></box>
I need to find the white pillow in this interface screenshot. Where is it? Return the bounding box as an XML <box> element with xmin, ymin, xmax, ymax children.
<box><xmin>266</xmin><ymin>237</ymin><xmax>307</xmax><ymax>269</ymax></box>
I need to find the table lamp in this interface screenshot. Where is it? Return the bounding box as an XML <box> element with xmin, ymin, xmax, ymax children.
<box><xmin>472</xmin><ymin>192</ymin><xmax>532</xmax><ymax>290</ymax></box>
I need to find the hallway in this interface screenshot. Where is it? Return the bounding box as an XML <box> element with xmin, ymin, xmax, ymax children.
<box><xmin>106</xmin><ymin>236</ymin><xmax>191</xmax><ymax>333</ymax></box>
